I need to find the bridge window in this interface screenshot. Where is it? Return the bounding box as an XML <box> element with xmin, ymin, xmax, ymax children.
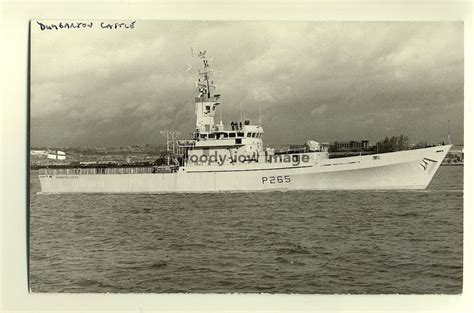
<box><xmin>223</xmin><ymin>133</ymin><xmax>228</xmax><ymax>138</ymax></box>
<box><xmin>247</xmin><ymin>133</ymin><xmax>252</xmax><ymax>137</ymax></box>
<box><xmin>229</xmin><ymin>132</ymin><xmax>236</xmax><ymax>138</ymax></box>
<box><xmin>252</xmin><ymin>133</ymin><xmax>256</xmax><ymax>138</ymax></box>
<box><xmin>208</xmin><ymin>133</ymin><xmax>215</xmax><ymax>139</ymax></box>
<box><xmin>238</xmin><ymin>132</ymin><xmax>244</xmax><ymax>137</ymax></box>
<box><xmin>200</xmin><ymin>134</ymin><xmax>207</xmax><ymax>139</ymax></box>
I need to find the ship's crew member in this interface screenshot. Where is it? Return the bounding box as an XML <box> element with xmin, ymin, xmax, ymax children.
<box><xmin>231</xmin><ymin>121</ymin><xmax>235</xmax><ymax>130</ymax></box>
<box><xmin>239</xmin><ymin>121</ymin><xmax>242</xmax><ymax>130</ymax></box>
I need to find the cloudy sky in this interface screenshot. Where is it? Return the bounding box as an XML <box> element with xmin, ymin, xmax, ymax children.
<box><xmin>31</xmin><ymin>21</ymin><xmax>463</xmax><ymax>147</ymax></box>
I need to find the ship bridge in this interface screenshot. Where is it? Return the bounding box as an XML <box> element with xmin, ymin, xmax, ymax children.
<box><xmin>178</xmin><ymin>120</ymin><xmax>265</xmax><ymax>166</ymax></box>
<box><xmin>194</xmin><ymin>123</ymin><xmax>264</xmax><ymax>141</ymax></box>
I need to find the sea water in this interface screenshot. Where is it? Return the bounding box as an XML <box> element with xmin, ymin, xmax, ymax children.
<box><xmin>29</xmin><ymin>166</ymin><xmax>463</xmax><ymax>293</ymax></box>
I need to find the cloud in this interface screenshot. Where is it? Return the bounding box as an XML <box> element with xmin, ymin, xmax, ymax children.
<box><xmin>311</xmin><ymin>104</ymin><xmax>329</xmax><ymax>116</ymax></box>
<box><xmin>30</xmin><ymin>21</ymin><xmax>463</xmax><ymax>147</ymax></box>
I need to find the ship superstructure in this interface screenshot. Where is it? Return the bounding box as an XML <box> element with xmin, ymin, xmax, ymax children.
<box><xmin>176</xmin><ymin>50</ymin><xmax>304</xmax><ymax>169</ymax></box>
<box><xmin>38</xmin><ymin>50</ymin><xmax>451</xmax><ymax>193</ymax></box>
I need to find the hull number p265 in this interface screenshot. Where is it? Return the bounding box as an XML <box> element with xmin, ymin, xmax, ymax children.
<box><xmin>262</xmin><ymin>175</ymin><xmax>291</xmax><ymax>184</ymax></box>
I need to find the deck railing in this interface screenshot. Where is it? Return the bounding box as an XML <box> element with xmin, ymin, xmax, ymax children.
<box><xmin>39</xmin><ymin>166</ymin><xmax>177</xmax><ymax>175</ymax></box>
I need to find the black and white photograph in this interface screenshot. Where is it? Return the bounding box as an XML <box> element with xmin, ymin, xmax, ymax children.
<box><xmin>28</xmin><ymin>20</ymin><xmax>463</xmax><ymax>294</ymax></box>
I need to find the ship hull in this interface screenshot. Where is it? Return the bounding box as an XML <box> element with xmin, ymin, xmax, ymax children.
<box><xmin>38</xmin><ymin>145</ymin><xmax>450</xmax><ymax>193</ymax></box>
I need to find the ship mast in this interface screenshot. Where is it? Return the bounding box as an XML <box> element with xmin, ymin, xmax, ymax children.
<box><xmin>193</xmin><ymin>50</ymin><xmax>221</xmax><ymax>134</ymax></box>
<box><xmin>196</xmin><ymin>50</ymin><xmax>217</xmax><ymax>100</ymax></box>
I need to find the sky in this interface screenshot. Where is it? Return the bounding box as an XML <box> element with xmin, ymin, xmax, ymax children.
<box><xmin>30</xmin><ymin>21</ymin><xmax>464</xmax><ymax>147</ymax></box>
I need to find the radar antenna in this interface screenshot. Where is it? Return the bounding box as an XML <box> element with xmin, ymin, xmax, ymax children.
<box><xmin>195</xmin><ymin>49</ymin><xmax>218</xmax><ymax>100</ymax></box>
